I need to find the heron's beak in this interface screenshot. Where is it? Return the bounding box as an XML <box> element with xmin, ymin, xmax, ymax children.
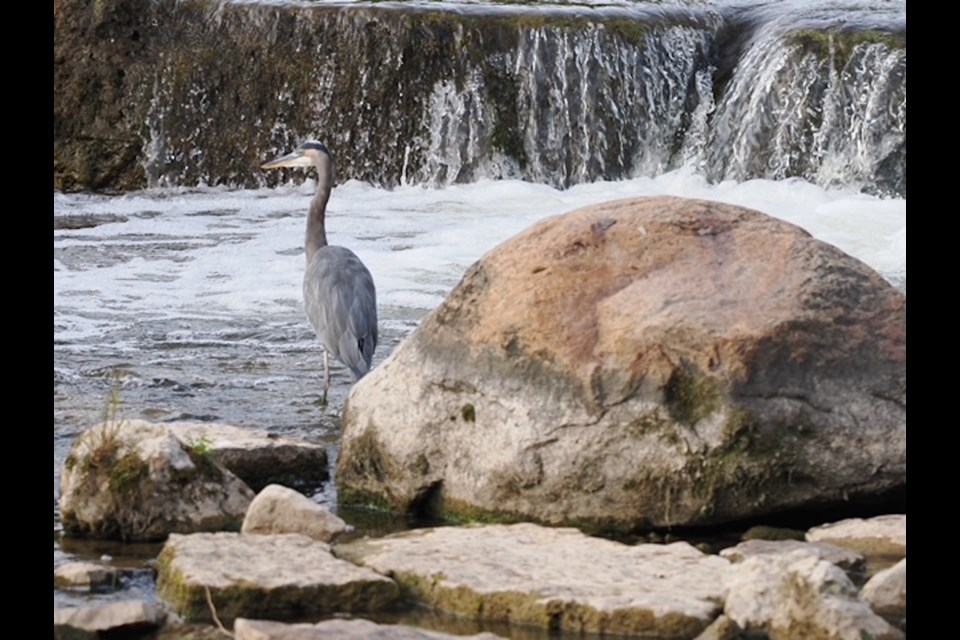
<box><xmin>261</xmin><ymin>150</ymin><xmax>313</xmax><ymax>170</ymax></box>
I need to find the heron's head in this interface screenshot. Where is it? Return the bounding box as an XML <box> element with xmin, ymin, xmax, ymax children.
<box><xmin>261</xmin><ymin>140</ymin><xmax>333</xmax><ymax>170</ymax></box>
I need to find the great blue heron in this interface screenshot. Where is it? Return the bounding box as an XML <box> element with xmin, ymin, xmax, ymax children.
<box><xmin>262</xmin><ymin>141</ymin><xmax>378</xmax><ymax>404</ymax></box>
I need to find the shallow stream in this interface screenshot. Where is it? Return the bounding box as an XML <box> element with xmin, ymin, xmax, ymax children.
<box><xmin>53</xmin><ymin>175</ymin><xmax>905</xmax><ymax>634</ymax></box>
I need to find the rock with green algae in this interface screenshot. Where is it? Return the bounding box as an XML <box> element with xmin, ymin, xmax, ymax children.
<box><xmin>59</xmin><ymin>419</ymin><xmax>254</xmax><ymax>541</ymax></box>
<box><xmin>334</xmin><ymin>522</ymin><xmax>729</xmax><ymax>638</ymax></box>
<box><xmin>157</xmin><ymin>532</ymin><xmax>400</xmax><ymax>624</ymax></box>
<box><xmin>337</xmin><ymin>196</ymin><xmax>906</xmax><ymax>531</ymax></box>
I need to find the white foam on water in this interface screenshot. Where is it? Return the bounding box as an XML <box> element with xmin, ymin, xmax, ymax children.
<box><xmin>54</xmin><ymin>173</ymin><xmax>905</xmax><ymax>348</ymax></box>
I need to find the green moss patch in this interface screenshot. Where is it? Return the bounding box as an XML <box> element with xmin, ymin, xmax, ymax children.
<box><xmin>788</xmin><ymin>27</ymin><xmax>906</xmax><ymax>71</ymax></box>
<box><xmin>664</xmin><ymin>364</ymin><xmax>723</xmax><ymax>425</ymax></box>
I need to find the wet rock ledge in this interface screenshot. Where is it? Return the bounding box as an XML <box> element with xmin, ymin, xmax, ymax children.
<box><xmin>55</xmin><ymin>414</ymin><xmax>905</xmax><ymax>638</ymax></box>
<box><xmin>57</xmin><ymin>511</ymin><xmax>907</xmax><ymax>639</ymax></box>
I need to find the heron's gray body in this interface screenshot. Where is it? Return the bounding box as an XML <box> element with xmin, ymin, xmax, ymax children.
<box><xmin>303</xmin><ymin>245</ymin><xmax>377</xmax><ymax>379</ymax></box>
<box><xmin>262</xmin><ymin>140</ymin><xmax>378</xmax><ymax>401</ymax></box>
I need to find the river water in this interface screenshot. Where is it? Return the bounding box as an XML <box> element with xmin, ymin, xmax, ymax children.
<box><xmin>53</xmin><ymin>172</ymin><xmax>906</xmax><ymax>620</ymax></box>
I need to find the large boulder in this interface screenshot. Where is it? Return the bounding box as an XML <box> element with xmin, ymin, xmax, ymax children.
<box><xmin>60</xmin><ymin>420</ymin><xmax>254</xmax><ymax>541</ymax></box>
<box><xmin>337</xmin><ymin>196</ymin><xmax>906</xmax><ymax>530</ymax></box>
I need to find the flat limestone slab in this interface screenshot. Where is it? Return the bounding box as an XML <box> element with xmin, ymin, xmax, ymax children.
<box><xmin>157</xmin><ymin>532</ymin><xmax>400</xmax><ymax>623</ymax></box>
<box><xmin>54</xmin><ymin>600</ymin><xmax>164</xmax><ymax>635</ymax></box>
<box><xmin>54</xmin><ymin>561</ymin><xmax>124</xmax><ymax>591</ymax></box>
<box><xmin>720</xmin><ymin>539</ymin><xmax>866</xmax><ymax>575</ymax></box>
<box><xmin>235</xmin><ymin>618</ymin><xmax>505</xmax><ymax>639</ymax></box>
<box><xmin>335</xmin><ymin>523</ymin><xmax>729</xmax><ymax>638</ymax></box>
<box><xmin>168</xmin><ymin>422</ymin><xmax>329</xmax><ymax>491</ymax></box>
<box><xmin>806</xmin><ymin>515</ymin><xmax>906</xmax><ymax>572</ymax></box>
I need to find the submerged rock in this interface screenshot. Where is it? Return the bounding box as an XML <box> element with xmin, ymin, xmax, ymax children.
<box><xmin>234</xmin><ymin>618</ymin><xmax>506</xmax><ymax>640</ymax></box>
<box><xmin>242</xmin><ymin>483</ymin><xmax>350</xmax><ymax>543</ymax></box>
<box><xmin>335</xmin><ymin>522</ymin><xmax>729</xmax><ymax>637</ymax></box>
<box><xmin>54</xmin><ymin>561</ymin><xmax>125</xmax><ymax>591</ymax></box>
<box><xmin>723</xmin><ymin>551</ymin><xmax>903</xmax><ymax>640</ymax></box>
<box><xmin>692</xmin><ymin>615</ymin><xmax>743</xmax><ymax>640</ymax></box>
<box><xmin>168</xmin><ymin>422</ymin><xmax>329</xmax><ymax>492</ymax></box>
<box><xmin>157</xmin><ymin>532</ymin><xmax>400</xmax><ymax>624</ymax></box>
<box><xmin>337</xmin><ymin>196</ymin><xmax>906</xmax><ymax>531</ymax></box>
<box><xmin>59</xmin><ymin>420</ymin><xmax>254</xmax><ymax>541</ymax></box>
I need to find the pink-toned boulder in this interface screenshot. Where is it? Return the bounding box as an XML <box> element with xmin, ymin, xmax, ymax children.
<box><xmin>337</xmin><ymin>196</ymin><xmax>905</xmax><ymax>530</ymax></box>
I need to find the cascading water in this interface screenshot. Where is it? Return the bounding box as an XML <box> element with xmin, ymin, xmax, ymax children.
<box><xmin>66</xmin><ymin>1</ymin><xmax>903</xmax><ymax>197</ymax></box>
<box><xmin>703</xmin><ymin>17</ymin><xmax>906</xmax><ymax>196</ymax></box>
<box><xmin>411</xmin><ymin>23</ymin><xmax>717</xmax><ymax>188</ymax></box>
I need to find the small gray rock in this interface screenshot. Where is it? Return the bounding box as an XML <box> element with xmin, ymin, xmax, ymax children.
<box><xmin>54</xmin><ymin>561</ymin><xmax>123</xmax><ymax>591</ymax></box>
<box><xmin>693</xmin><ymin>614</ymin><xmax>743</xmax><ymax>640</ymax></box>
<box><xmin>242</xmin><ymin>484</ymin><xmax>349</xmax><ymax>542</ymax></box>
<box><xmin>168</xmin><ymin>422</ymin><xmax>329</xmax><ymax>491</ymax></box>
<box><xmin>861</xmin><ymin>558</ymin><xmax>906</xmax><ymax>626</ymax></box>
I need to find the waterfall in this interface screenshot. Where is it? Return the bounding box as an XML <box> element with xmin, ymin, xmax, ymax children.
<box><xmin>703</xmin><ymin>19</ymin><xmax>906</xmax><ymax>196</ymax></box>
<box><xmin>54</xmin><ymin>0</ymin><xmax>905</xmax><ymax>196</ymax></box>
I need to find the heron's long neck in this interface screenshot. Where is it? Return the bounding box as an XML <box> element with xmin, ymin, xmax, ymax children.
<box><xmin>305</xmin><ymin>167</ymin><xmax>333</xmax><ymax>264</ymax></box>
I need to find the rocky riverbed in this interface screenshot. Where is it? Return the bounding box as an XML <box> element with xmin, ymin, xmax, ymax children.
<box><xmin>55</xmin><ymin>436</ymin><xmax>908</xmax><ymax>639</ymax></box>
<box><xmin>54</xmin><ymin>195</ymin><xmax>906</xmax><ymax>639</ymax></box>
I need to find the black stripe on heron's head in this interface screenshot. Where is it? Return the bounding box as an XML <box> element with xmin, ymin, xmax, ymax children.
<box><xmin>300</xmin><ymin>140</ymin><xmax>332</xmax><ymax>158</ymax></box>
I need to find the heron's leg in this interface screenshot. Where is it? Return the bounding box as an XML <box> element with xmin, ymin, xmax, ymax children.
<box><xmin>322</xmin><ymin>349</ymin><xmax>331</xmax><ymax>404</ymax></box>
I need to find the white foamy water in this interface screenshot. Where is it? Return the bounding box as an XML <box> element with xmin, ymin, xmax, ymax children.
<box><xmin>53</xmin><ymin>172</ymin><xmax>906</xmax><ymax>450</ymax></box>
<box><xmin>55</xmin><ymin>171</ymin><xmax>905</xmax><ymax>338</ymax></box>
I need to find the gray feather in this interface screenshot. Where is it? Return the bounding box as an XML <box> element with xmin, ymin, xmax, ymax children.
<box><xmin>303</xmin><ymin>246</ymin><xmax>378</xmax><ymax>379</ymax></box>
